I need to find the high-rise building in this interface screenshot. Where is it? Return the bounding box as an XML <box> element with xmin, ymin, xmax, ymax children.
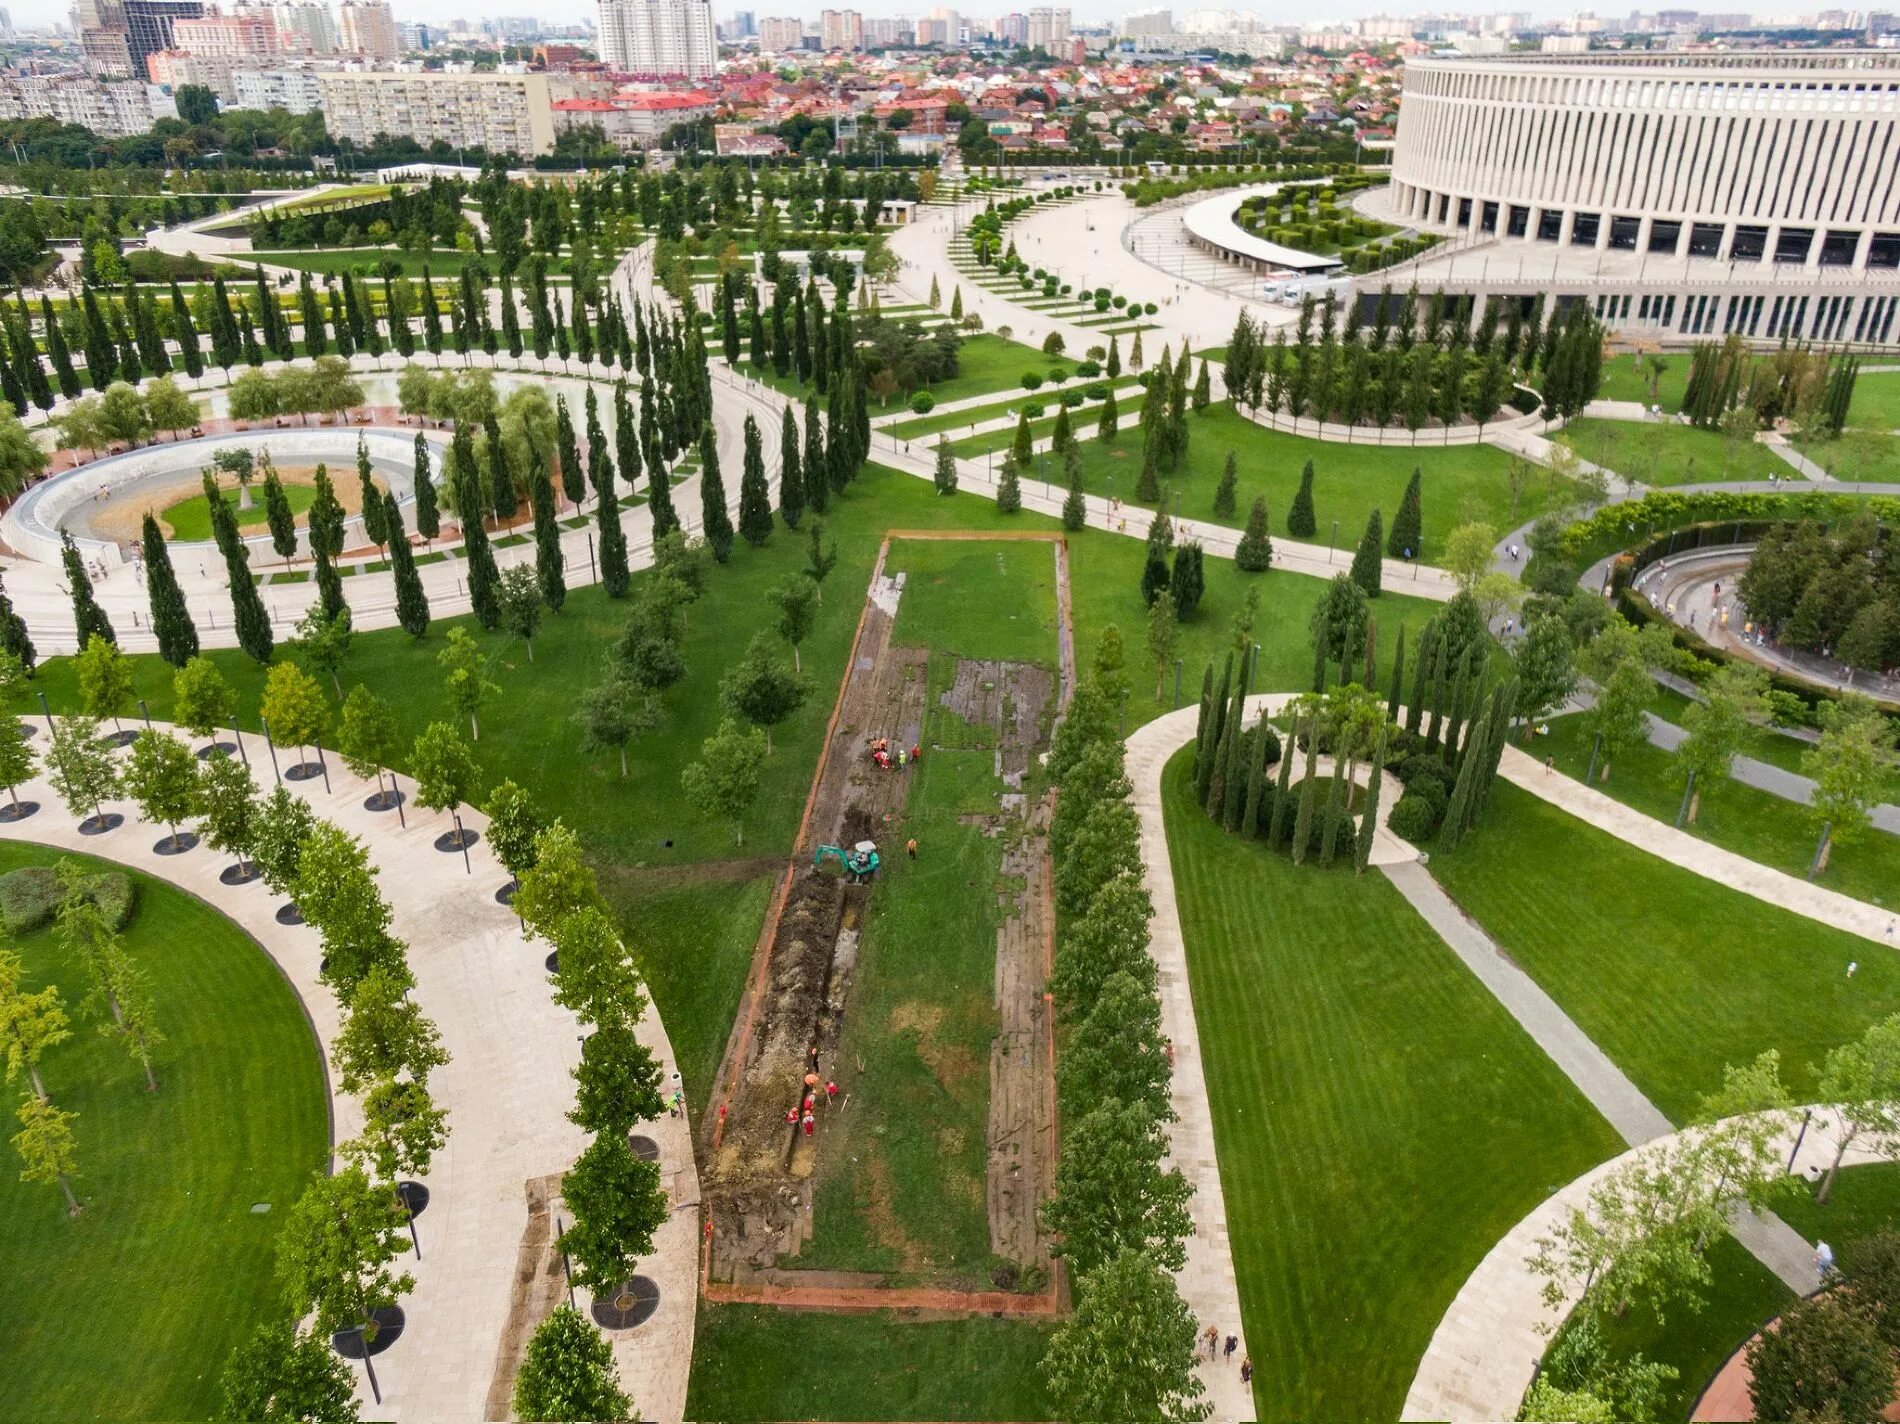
<box><xmin>819</xmin><ymin>8</ymin><xmax>860</xmax><ymax>49</ymax></box>
<box><xmin>997</xmin><ymin>11</ymin><xmax>1026</xmax><ymax>43</ymax></box>
<box><xmin>1025</xmin><ymin>6</ymin><xmax>1068</xmax><ymax>51</ymax></box>
<box><xmin>170</xmin><ymin>12</ymin><xmax>281</xmax><ymax>59</ymax></box>
<box><xmin>78</xmin><ymin>0</ymin><xmax>133</xmax><ymax>75</ymax></box>
<box><xmin>123</xmin><ymin>0</ymin><xmax>205</xmax><ymax>79</ymax></box>
<box><xmin>915</xmin><ymin>6</ymin><xmax>958</xmax><ymax>44</ymax></box>
<box><xmin>757</xmin><ymin>14</ymin><xmax>801</xmax><ymax>49</ymax></box>
<box><xmin>1119</xmin><ymin>7</ymin><xmax>1172</xmax><ymax>36</ymax></box>
<box><xmin>253</xmin><ymin>1</ymin><xmax>337</xmax><ymax>54</ymax></box>
<box><xmin>597</xmin><ymin>0</ymin><xmax>717</xmax><ymax>76</ymax></box>
<box><xmin>731</xmin><ymin>9</ymin><xmax>753</xmax><ymax>34</ymax></box>
<box><xmin>317</xmin><ymin>69</ymin><xmax>587</xmax><ymax>154</ymax></box>
<box><xmin>337</xmin><ymin>0</ymin><xmax>398</xmax><ymax>59</ymax></box>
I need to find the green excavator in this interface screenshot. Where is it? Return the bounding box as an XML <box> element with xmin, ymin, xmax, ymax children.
<box><xmin>813</xmin><ymin>840</ymin><xmax>879</xmax><ymax>882</ymax></box>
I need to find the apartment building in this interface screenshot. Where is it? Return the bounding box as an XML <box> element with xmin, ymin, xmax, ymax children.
<box><xmin>597</xmin><ymin>0</ymin><xmax>718</xmax><ymax>77</ymax></box>
<box><xmin>757</xmin><ymin>14</ymin><xmax>802</xmax><ymax>49</ymax></box>
<box><xmin>317</xmin><ymin>69</ymin><xmax>578</xmax><ymax>155</ymax></box>
<box><xmin>337</xmin><ymin>0</ymin><xmax>399</xmax><ymax>60</ymax></box>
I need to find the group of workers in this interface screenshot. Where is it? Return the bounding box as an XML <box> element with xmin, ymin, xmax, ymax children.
<box><xmin>869</xmin><ymin>736</ymin><xmax>921</xmax><ymax>771</ymax></box>
<box><xmin>784</xmin><ymin>1055</ymin><xmax>841</xmax><ymax>1137</ymax></box>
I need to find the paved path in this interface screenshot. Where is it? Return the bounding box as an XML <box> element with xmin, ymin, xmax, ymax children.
<box><xmin>1760</xmin><ymin>433</ymin><xmax>1834</xmax><ymax>484</ymax></box>
<box><xmin>1</xmin><ymin>718</ymin><xmax>698</xmax><ymax>1422</ymax></box>
<box><xmin>1123</xmin><ymin>694</ymin><xmax>1419</xmax><ymax>1423</ymax></box>
<box><xmin>1401</xmin><ymin>1108</ymin><xmax>1868</xmax><ymax>1421</ymax></box>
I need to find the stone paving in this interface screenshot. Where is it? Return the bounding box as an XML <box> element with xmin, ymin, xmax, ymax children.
<box><xmin>0</xmin><ymin>718</ymin><xmax>697</xmax><ymax>1423</ymax></box>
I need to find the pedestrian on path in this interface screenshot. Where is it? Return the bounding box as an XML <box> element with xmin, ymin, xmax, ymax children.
<box><xmin>907</xmin><ymin>837</ymin><xmax>918</xmax><ymax>859</ymax></box>
<box><xmin>1240</xmin><ymin>1356</ymin><xmax>1253</xmax><ymax>1384</ymax></box>
<box><xmin>1223</xmin><ymin>1335</ymin><xmax>1237</xmax><ymax>1362</ymax></box>
<box><xmin>1202</xmin><ymin>1326</ymin><xmax>1219</xmax><ymax>1360</ymax></box>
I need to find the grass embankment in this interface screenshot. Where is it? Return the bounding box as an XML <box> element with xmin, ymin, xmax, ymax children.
<box><xmin>1429</xmin><ymin>782</ymin><xmax>1900</xmax><ymax>1123</ymax></box>
<box><xmin>1557</xmin><ymin>417</ymin><xmax>1789</xmax><ymax>486</ymax></box>
<box><xmin>0</xmin><ymin>843</ymin><xmax>328</xmax><ymax>1421</ymax></box>
<box><xmin>1161</xmin><ymin>749</ymin><xmax>1624</xmax><ymax>1420</ymax></box>
<box><xmin>159</xmin><ymin>483</ymin><xmax>317</xmax><ymax>542</ymax></box>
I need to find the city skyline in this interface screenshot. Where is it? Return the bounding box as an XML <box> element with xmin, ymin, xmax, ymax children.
<box><xmin>2</xmin><ymin>0</ymin><xmax>1736</xmax><ymax>42</ymax></box>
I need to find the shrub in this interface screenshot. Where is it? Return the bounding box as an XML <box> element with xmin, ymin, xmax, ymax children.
<box><xmin>1074</xmin><ymin>360</ymin><xmax>1101</xmax><ymax>378</ymax></box>
<box><xmin>1398</xmin><ymin>753</ymin><xmax>1455</xmax><ymax>799</ymax></box>
<box><xmin>1112</xmin><ymin>295</ymin><xmax>1128</xmax><ymax>309</ymax></box>
<box><xmin>1386</xmin><ymin>794</ymin><xmax>1440</xmax><ymax>843</ymax></box>
<box><xmin>1023</xmin><ymin>401</ymin><xmax>1047</xmax><ymax>420</ymax></box>
<box><xmin>1094</xmin><ymin>295</ymin><xmax>1112</xmax><ymax>312</ymax></box>
<box><xmin>1084</xmin><ymin>381</ymin><xmax>1110</xmax><ymax>400</ymax></box>
<box><xmin>0</xmin><ymin>866</ymin><xmax>137</xmax><ymax>935</ymax></box>
<box><xmin>910</xmin><ymin>392</ymin><xmax>937</xmax><ymax>415</ymax></box>
<box><xmin>1143</xmin><ymin>302</ymin><xmax>1159</xmax><ymax>316</ymax></box>
<box><xmin>1060</xmin><ymin>283</ymin><xmax>1072</xmax><ymax>295</ymax></box>
<box><xmin>1021</xmin><ymin>372</ymin><xmax>1043</xmax><ymax>391</ymax></box>
<box><xmin>1061</xmin><ymin>390</ymin><xmax>1085</xmax><ymax>408</ymax></box>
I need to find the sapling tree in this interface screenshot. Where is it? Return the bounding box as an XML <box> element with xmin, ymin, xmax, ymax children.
<box><xmin>121</xmin><ymin>730</ymin><xmax>200</xmax><ymax>849</ymax></box>
<box><xmin>43</xmin><ymin>715</ymin><xmax>117</xmax><ymax>829</ymax></box>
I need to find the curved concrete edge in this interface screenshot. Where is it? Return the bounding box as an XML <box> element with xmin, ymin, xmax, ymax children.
<box><xmin>1</xmin><ymin>718</ymin><xmax>698</xmax><ymax>1423</ymax></box>
<box><xmin>1124</xmin><ymin>692</ymin><xmax>1418</xmax><ymax>1424</ymax></box>
<box><xmin>1400</xmin><ymin>1107</ymin><xmax>1877</xmax><ymax>1422</ymax></box>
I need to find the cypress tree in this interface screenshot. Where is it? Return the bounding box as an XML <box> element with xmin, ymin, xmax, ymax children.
<box><xmin>1240</xmin><ymin>716</ymin><xmax>1271</xmax><ymax>839</ymax></box>
<box><xmin>1061</xmin><ymin>445</ymin><xmax>1086</xmax><ymax>530</ymax></box>
<box><xmin>1235</xmin><ymin>497</ymin><xmax>1273</xmax><ymax>572</ymax></box>
<box><xmin>1388</xmin><ymin>467</ymin><xmax>1423</xmax><ymax>560</ymax></box>
<box><xmin>79</xmin><ymin>287</ymin><xmax>114</xmax><ymax>390</ymax></box>
<box><xmin>1355</xmin><ymin>729</ymin><xmax>1388</xmax><ymax>875</ymax></box>
<box><xmin>1213</xmin><ymin>450</ymin><xmax>1238</xmax><ymax>517</ymax></box>
<box><xmin>169</xmin><ymin>281</ymin><xmax>203</xmax><ymax>379</ymax></box>
<box><xmin>1424</xmin><ymin>639</ymin><xmax>1449</xmax><ymax>747</ymax></box>
<box><xmin>597</xmin><ymin>463</ymin><xmax>630</xmax><ymax>597</ymax></box>
<box><xmin>996</xmin><ymin>452</ymin><xmax>1021</xmax><ymax>512</ymax></box>
<box><xmin>778</xmin><ymin>405</ymin><xmax>804</xmax><ymax>529</ymax></box>
<box><xmin>0</xmin><ymin>572</ymin><xmax>35</xmax><ymax>673</ymax></box>
<box><xmin>1442</xmin><ymin>649</ymin><xmax>1478</xmax><ymax>766</ymax></box>
<box><xmin>412</xmin><ymin>434</ymin><xmax>440</xmax><ymax>541</ymax></box>
<box><xmin>1439</xmin><ymin>703</ymin><xmax>1489</xmax><ymax>852</ymax></box>
<box><xmin>1477</xmin><ymin>681</ymin><xmax>1517</xmax><ymax>816</ymax></box>
<box><xmin>738</xmin><ymin>414</ymin><xmax>774</xmax><ymax>546</ymax></box>
<box><xmin>206</xmin><ymin>479</ymin><xmax>273</xmax><ymax>665</ymax></box>
<box><xmin>61</xmin><ymin>532</ymin><xmax>114</xmax><ymax>645</ymax></box>
<box><xmin>1220</xmin><ymin>670</ymin><xmax>1249</xmax><ymax>833</ymax></box>
<box><xmin>41</xmin><ymin>297</ymin><xmax>80</xmax><ymax>399</ymax></box>
<box><xmin>1205</xmin><ymin>691</ymin><xmax>1237</xmax><ymax>823</ymax></box>
<box><xmin>486</xmin><ymin>416</ymin><xmax>519</xmax><ymax>525</ymax></box>
<box><xmin>1318</xmin><ymin>751</ymin><xmax>1348</xmax><ymax>866</ymax></box>
<box><xmin>1386</xmin><ymin>624</ymin><xmax>1407</xmax><ymax>721</ymax></box>
<box><xmin>1287</xmin><ymin>459</ymin><xmax>1317</xmax><ymax>536</ymax></box>
<box><xmin>314</xmin><ymin>545</ymin><xmax>346</xmax><ymax>622</ymax></box>
<box><xmin>1097</xmin><ymin>385</ymin><xmax>1120</xmax><ymax>441</ymax></box>
<box><xmin>208</xmin><ymin>276</ymin><xmax>241</xmax><ymax>370</ymax></box>
<box><xmin>1140</xmin><ymin>513</ymin><xmax>1172</xmax><ymax>607</ymax></box>
<box><xmin>455</xmin><ymin>434</ymin><xmax>501</xmax><ymax>629</ymax></box>
<box><xmin>1268</xmin><ymin>714</ymin><xmax>1299</xmax><ymax>851</ymax></box>
<box><xmin>1191</xmin><ymin>662</ymin><xmax>1215</xmax><ymax>775</ymax></box>
<box><xmin>699</xmin><ymin>425</ymin><xmax>734</xmax><ymax>562</ymax></box>
<box><xmin>308</xmin><ymin>464</ymin><xmax>344</xmax><ymax>561</ymax></box>
<box><xmin>555</xmin><ymin>396</ymin><xmax>586</xmax><ymax>509</ymax></box>
<box><xmin>802</xmin><ymin>399</ymin><xmax>828</xmax><ymax>515</ymax></box>
<box><xmin>1170</xmin><ymin>542</ymin><xmax>1204</xmax><ymax>618</ymax></box>
<box><xmin>358</xmin><ymin>438</ymin><xmax>387</xmax><ymax>552</ymax></box>
<box><xmin>140</xmin><ymin>512</ymin><xmax>198</xmax><ymax>667</ymax></box>
<box><xmin>647</xmin><ymin>453</ymin><xmax>679</xmax><ymax>540</ymax></box>
<box><xmin>1050</xmin><ymin>401</ymin><xmax>1072</xmax><ymax>456</ymax></box>
<box><xmin>385</xmin><ymin>492</ymin><xmax>430</xmax><ymax>638</ymax></box>
<box><xmin>1350</xmin><ymin>509</ymin><xmax>1383</xmax><ymax>597</ymax></box>
<box><xmin>10</xmin><ymin>313</ymin><xmax>48</xmax><ymax>412</ymax></box>
<box><xmin>613</xmin><ymin>384</ymin><xmax>641</xmax><ymax>497</ymax></box>
<box><xmin>1290</xmin><ymin>728</ymin><xmax>1319</xmax><ymax>865</ymax></box>
<box><xmin>530</xmin><ymin>464</ymin><xmax>566</xmax><ymax>611</ymax></box>
<box><xmin>1195</xmin><ymin>652</ymin><xmax>1232</xmax><ymax>806</ymax></box>
<box><xmin>826</xmin><ymin>382</ymin><xmax>854</xmax><ymax>494</ymax></box>
<box><xmin>0</xmin><ymin>323</ymin><xmax>26</xmax><ymax>416</ymax></box>
<box><xmin>1408</xmin><ymin>619</ymin><xmax>1436</xmax><ymax>734</ymax></box>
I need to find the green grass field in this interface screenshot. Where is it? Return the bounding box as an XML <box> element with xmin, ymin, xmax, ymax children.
<box><xmin>741</xmin><ymin>333</ymin><xmax>1072</xmax><ymax>413</ymax></box>
<box><xmin>159</xmin><ymin>483</ymin><xmax>317</xmax><ymax>542</ymax></box>
<box><xmin>0</xmin><ymin>842</ymin><xmax>328</xmax><ymax>1421</ymax></box>
<box><xmin>1535</xmin><ymin>710</ymin><xmax>1900</xmax><ymax>908</ymax></box>
<box><xmin>1429</xmin><ymin>782</ymin><xmax>1900</xmax><ymax>1122</ymax></box>
<box><xmin>1061</xmin><ymin>401</ymin><xmax>1574</xmax><ymax>561</ymax></box>
<box><xmin>1792</xmin><ymin>428</ymin><xmax>1900</xmax><ymax>482</ymax></box>
<box><xmin>686</xmin><ymin>1305</ymin><xmax>1054</xmax><ymax>1420</ymax></box>
<box><xmin>1596</xmin><ymin>352</ymin><xmax>1691</xmax><ymax>413</ymax></box>
<box><xmin>1557</xmin><ymin>417</ymin><xmax>1788</xmax><ymax>487</ymax></box>
<box><xmin>1847</xmin><ymin>370</ymin><xmax>1900</xmax><ymax>431</ymax></box>
<box><xmin>884</xmin><ymin>382</ymin><xmax>1142</xmax><ymax>442</ymax></box>
<box><xmin>1162</xmin><ymin>749</ymin><xmax>1624</xmax><ymax>1420</ymax></box>
<box><xmin>251</xmin><ymin>247</ymin><xmax>598</xmax><ymax>281</ymax></box>
<box><xmin>946</xmin><ymin>395</ymin><xmax>1151</xmax><ymax>461</ymax></box>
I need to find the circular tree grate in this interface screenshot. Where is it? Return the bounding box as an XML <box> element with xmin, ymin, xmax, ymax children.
<box><xmin>153</xmin><ymin>831</ymin><xmax>200</xmax><ymax>856</ymax></box>
<box><xmin>433</xmin><ymin>827</ymin><xmax>480</xmax><ymax>853</ymax></box>
<box><xmin>591</xmin><ymin>1277</ymin><xmax>660</xmax><ymax>1331</ymax></box>
<box><xmin>544</xmin><ymin>951</ymin><xmax>559</xmax><ymax>974</ymax></box>
<box><xmin>98</xmin><ymin>729</ymin><xmax>139</xmax><ymax>749</ymax></box>
<box><xmin>78</xmin><ymin>813</ymin><xmax>123</xmax><ymax>835</ymax></box>
<box><xmin>220</xmin><ymin>862</ymin><xmax>263</xmax><ymax>887</ymax></box>
<box><xmin>275</xmin><ymin>902</ymin><xmax>305</xmax><ymax>926</ymax></box>
<box><xmin>0</xmin><ymin>801</ymin><xmax>39</xmax><ymax>823</ymax></box>
<box><xmin>396</xmin><ymin>1181</ymin><xmax>431</xmax><ymax>1218</ymax></box>
<box><xmin>628</xmin><ymin>1135</ymin><xmax>660</xmax><ymax>1163</ymax></box>
<box><xmin>331</xmin><ymin>1305</ymin><xmax>405</xmax><ymax>1359</ymax></box>
<box><xmin>364</xmin><ymin>789</ymin><xmax>404</xmax><ymax>813</ymax></box>
<box><xmin>494</xmin><ymin>880</ymin><xmax>517</xmax><ymax>907</ymax></box>
<box><xmin>284</xmin><ymin>762</ymin><xmax>323</xmax><ymax>782</ymax></box>
<box><xmin>194</xmin><ymin>741</ymin><xmax>238</xmax><ymax>761</ymax></box>
<box><xmin>17</xmin><ymin>722</ymin><xmax>37</xmax><ymax>739</ymax></box>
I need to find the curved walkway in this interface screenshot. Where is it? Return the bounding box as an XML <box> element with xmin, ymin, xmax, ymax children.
<box><xmin>1124</xmin><ymin>693</ymin><xmax>1417</xmax><ymax>1424</ymax></box>
<box><xmin>1400</xmin><ymin>1108</ymin><xmax>1876</xmax><ymax>1421</ymax></box>
<box><xmin>0</xmin><ymin>719</ymin><xmax>698</xmax><ymax>1422</ymax></box>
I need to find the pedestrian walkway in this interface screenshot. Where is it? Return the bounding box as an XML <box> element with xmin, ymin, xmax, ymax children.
<box><xmin>1401</xmin><ymin>1108</ymin><xmax>1863</xmax><ymax>1422</ymax></box>
<box><xmin>1760</xmin><ymin>433</ymin><xmax>1834</xmax><ymax>484</ymax></box>
<box><xmin>0</xmin><ymin>718</ymin><xmax>698</xmax><ymax>1423</ymax></box>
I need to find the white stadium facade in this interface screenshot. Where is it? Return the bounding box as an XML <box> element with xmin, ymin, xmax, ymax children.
<box><xmin>1355</xmin><ymin>51</ymin><xmax>1900</xmax><ymax>348</ymax></box>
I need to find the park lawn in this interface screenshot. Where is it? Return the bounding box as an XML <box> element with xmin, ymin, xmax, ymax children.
<box><xmin>884</xmin><ymin>381</ymin><xmax>1142</xmax><ymax>441</ymax></box>
<box><xmin>1636</xmin><ymin>679</ymin><xmax>1900</xmax><ymax>800</ymax></box>
<box><xmin>736</xmin><ymin>333</ymin><xmax>1069</xmax><ymax>413</ymax></box>
<box><xmin>1428</xmin><ymin>782</ymin><xmax>1900</xmax><ymax>1123</ymax></box>
<box><xmin>268</xmin><ymin>183</ymin><xmax>394</xmax><ymax>214</ymax></box>
<box><xmin>801</xmin><ymin>538</ymin><xmax>1059</xmax><ymax>1277</ymax></box>
<box><xmin>160</xmin><ymin>482</ymin><xmax>317</xmax><ymax>542</ymax></box>
<box><xmin>947</xmin><ymin>395</ymin><xmax>1152</xmax><ymax>462</ymax></box>
<box><xmin>1792</xmin><ymin>428</ymin><xmax>1900</xmax><ymax>482</ymax></box>
<box><xmin>685</xmin><ymin>1305</ymin><xmax>1053</xmax><ymax>1420</ymax></box>
<box><xmin>1596</xmin><ymin>352</ymin><xmax>1691</xmax><ymax>413</ymax></box>
<box><xmin>1535</xmin><ymin>711</ymin><xmax>1900</xmax><ymax>908</ymax></box>
<box><xmin>0</xmin><ymin>842</ymin><xmax>329</xmax><ymax>1422</ymax></box>
<box><xmin>1065</xmin><ymin>401</ymin><xmax>1573</xmax><ymax>563</ymax></box>
<box><xmin>1161</xmin><ymin>749</ymin><xmax>1624</xmax><ymax>1421</ymax></box>
<box><xmin>251</xmin><ymin>248</ymin><xmax>594</xmax><ymax>281</ymax></box>
<box><xmin>1556</xmin><ymin>417</ymin><xmax>1788</xmax><ymax>486</ymax></box>
<box><xmin>1847</xmin><ymin>369</ymin><xmax>1900</xmax><ymax>431</ymax></box>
